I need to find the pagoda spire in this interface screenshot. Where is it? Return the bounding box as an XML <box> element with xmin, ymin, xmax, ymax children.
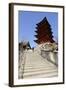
<box><xmin>34</xmin><ymin>17</ymin><xmax>55</xmax><ymax>44</ymax></box>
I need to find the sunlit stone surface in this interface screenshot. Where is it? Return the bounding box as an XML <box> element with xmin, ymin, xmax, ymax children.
<box><xmin>18</xmin><ymin>43</ymin><xmax>58</xmax><ymax>79</ymax></box>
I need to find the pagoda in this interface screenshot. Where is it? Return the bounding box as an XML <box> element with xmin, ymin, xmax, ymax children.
<box><xmin>34</xmin><ymin>17</ymin><xmax>55</xmax><ymax>44</ymax></box>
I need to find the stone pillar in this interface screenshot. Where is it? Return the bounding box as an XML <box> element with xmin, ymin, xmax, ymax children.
<box><xmin>49</xmin><ymin>51</ymin><xmax>58</xmax><ymax>66</ymax></box>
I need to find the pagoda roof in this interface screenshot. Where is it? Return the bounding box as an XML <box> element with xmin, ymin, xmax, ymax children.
<box><xmin>34</xmin><ymin>39</ymin><xmax>55</xmax><ymax>44</ymax></box>
<box><xmin>35</xmin><ymin>30</ymin><xmax>38</xmax><ymax>33</ymax></box>
<box><xmin>35</xmin><ymin>29</ymin><xmax>53</xmax><ymax>34</ymax></box>
<box><xmin>34</xmin><ymin>40</ymin><xmax>39</xmax><ymax>43</ymax></box>
<box><xmin>36</xmin><ymin>17</ymin><xmax>50</xmax><ymax>26</ymax></box>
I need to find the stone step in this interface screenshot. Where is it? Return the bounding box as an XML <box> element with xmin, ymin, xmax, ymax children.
<box><xmin>24</xmin><ymin>60</ymin><xmax>57</xmax><ymax>70</ymax></box>
<box><xmin>23</xmin><ymin>68</ymin><xmax>57</xmax><ymax>76</ymax></box>
<box><xmin>24</xmin><ymin>64</ymin><xmax>52</xmax><ymax>68</ymax></box>
<box><xmin>19</xmin><ymin>49</ymin><xmax>58</xmax><ymax>79</ymax></box>
<box><xmin>23</xmin><ymin>70</ymin><xmax>58</xmax><ymax>78</ymax></box>
<box><xmin>24</xmin><ymin>66</ymin><xmax>57</xmax><ymax>73</ymax></box>
<box><xmin>24</xmin><ymin>63</ymin><xmax>57</xmax><ymax>69</ymax></box>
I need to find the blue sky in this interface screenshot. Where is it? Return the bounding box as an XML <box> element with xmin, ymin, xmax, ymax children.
<box><xmin>18</xmin><ymin>11</ymin><xmax>58</xmax><ymax>48</ymax></box>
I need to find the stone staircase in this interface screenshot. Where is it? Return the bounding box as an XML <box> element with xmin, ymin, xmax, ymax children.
<box><xmin>22</xmin><ymin>50</ymin><xmax>58</xmax><ymax>79</ymax></box>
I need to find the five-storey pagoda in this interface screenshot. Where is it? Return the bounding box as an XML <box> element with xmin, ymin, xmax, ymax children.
<box><xmin>34</xmin><ymin>17</ymin><xmax>55</xmax><ymax>44</ymax></box>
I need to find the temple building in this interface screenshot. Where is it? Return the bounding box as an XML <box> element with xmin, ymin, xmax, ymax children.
<box><xmin>34</xmin><ymin>17</ymin><xmax>55</xmax><ymax>44</ymax></box>
<box><xmin>19</xmin><ymin>41</ymin><xmax>31</xmax><ymax>51</ymax></box>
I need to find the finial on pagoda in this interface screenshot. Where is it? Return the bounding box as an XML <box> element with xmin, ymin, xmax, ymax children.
<box><xmin>36</xmin><ymin>17</ymin><xmax>50</xmax><ymax>26</ymax></box>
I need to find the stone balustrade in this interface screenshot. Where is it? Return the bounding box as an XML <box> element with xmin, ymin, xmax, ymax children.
<box><xmin>41</xmin><ymin>50</ymin><xmax>58</xmax><ymax>66</ymax></box>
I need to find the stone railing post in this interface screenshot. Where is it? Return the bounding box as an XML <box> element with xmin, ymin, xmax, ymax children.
<box><xmin>49</xmin><ymin>51</ymin><xmax>58</xmax><ymax>66</ymax></box>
